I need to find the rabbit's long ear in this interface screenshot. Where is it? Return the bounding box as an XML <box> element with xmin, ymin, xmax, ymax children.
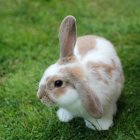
<box><xmin>59</xmin><ymin>16</ymin><xmax>77</xmax><ymax>59</ymax></box>
<box><xmin>75</xmin><ymin>81</ymin><xmax>103</xmax><ymax>118</ymax></box>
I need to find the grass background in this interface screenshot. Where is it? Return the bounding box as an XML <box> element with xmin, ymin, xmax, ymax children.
<box><xmin>0</xmin><ymin>0</ymin><xmax>140</xmax><ymax>139</ymax></box>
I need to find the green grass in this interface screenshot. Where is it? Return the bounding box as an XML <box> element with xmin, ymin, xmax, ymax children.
<box><xmin>0</xmin><ymin>0</ymin><xmax>140</xmax><ymax>139</ymax></box>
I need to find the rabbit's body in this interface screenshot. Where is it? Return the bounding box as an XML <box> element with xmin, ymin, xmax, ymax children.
<box><xmin>74</xmin><ymin>35</ymin><xmax>124</xmax><ymax>129</ymax></box>
<box><xmin>37</xmin><ymin>16</ymin><xmax>124</xmax><ymax>130</ymax></box>
<box><xmin>75</xmin><ymin>35</ymin><xmax>123</xmax><ymax>107</ymax></box>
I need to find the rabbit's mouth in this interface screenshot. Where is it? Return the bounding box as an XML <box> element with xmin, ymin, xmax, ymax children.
<box><xmin>37</xmin><ymin>85</ymin><xmax>55</xmax><ymax>105</ymax></box>
<box><xmin>41</xmin><ymin>95</ymin><xmax>55</xmax><ymax>106</ymax></box>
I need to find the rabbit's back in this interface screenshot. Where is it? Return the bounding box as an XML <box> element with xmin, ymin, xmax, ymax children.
<box><xmin>75</xmin><ymin>35</ymin><xmax>117</xmax><ymax>63</ymax></box>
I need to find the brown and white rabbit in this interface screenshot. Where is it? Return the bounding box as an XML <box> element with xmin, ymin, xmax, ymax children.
<box><xmin>37</xmin><ymin>16</ymin><xmax>124</xmax><ymax>130</ymax></box>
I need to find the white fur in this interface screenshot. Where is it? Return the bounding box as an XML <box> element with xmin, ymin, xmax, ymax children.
<box><xmin>57</xmin><ymin>108</ymin><xmax>74</xmax><ymax>122</ymax></box>
<box><xmin>38</xmin><ymin>36</ymin><xmax>124</xmax><ymax>131</ymax></box>
<box><xmin>54</xmin><ymin>88</ymin><xmax>79</xmax><ymax>107</ymax></box>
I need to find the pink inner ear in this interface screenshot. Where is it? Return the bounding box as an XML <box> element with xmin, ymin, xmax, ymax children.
<box><xmin>59</xmin><ymin>16</ymin><xmax>77</xmax><ymax>59</ymax></box>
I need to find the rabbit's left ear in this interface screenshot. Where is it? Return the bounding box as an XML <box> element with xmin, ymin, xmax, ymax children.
<box><xmin>75</xmin><ymin>80</ymin><xmax>103</xmax><ymax>118</ymax></box>
<box><xmin>59</xmin><ymin>16</ymin><xmax>77</xmax><ymax>59</ymax></box>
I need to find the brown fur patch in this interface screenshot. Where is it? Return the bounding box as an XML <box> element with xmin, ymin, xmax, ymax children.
<box><xmin>87</xmin><ymin>62</ymin><xmax>108</xmax><ymax>84</ymax></box>
<box><xmin>87</xmin><ymin>60</ymin><xmax>116</xmax><ymax>83</ymax></box>
<box><xmin>102</xmin><ymin>63</ymin><xmax>113</xmax><ymax>77</ymax></box>
<box><xmin>47</xmin><ymin>75</ymin><xmax>62</xmax><ymax>90</ymax></box>
<box><xmin>60</xmin><ymin>66</ymin><xmax>85</xmax><ymax>82</ymax></box>
<box><xmin>52</xmin><ymin>86</ymin><xmax>67</xmax><ymax>97</ymax></box>
<box><xmin>46</xmin><ymin>75</ymin><xmax>67</xmax><ymax>97</ymax></box>
<box><xmin>58</xmin><ymin>56</ymin><xmax>77</xmax><ymax>65</ymax></box>
<box><xmin>76</xmin><ymin>35</ymin><xmax>97</xmax><ymax>56</ymax></box>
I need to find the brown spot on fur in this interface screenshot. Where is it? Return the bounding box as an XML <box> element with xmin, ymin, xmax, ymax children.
<box><xmin>59</xmin><ymin>16</ymin><xmax>76</xmax><ymax>59</ymax></box>
<box><xmin>87</xmin><ymin>62</ymin><xmax>108</xmax><ymax>84</ymax></box>
<box><xmin>52</xmin><ymin>86</ymin><xmax>67</xmax><ymax>97</ymax></box>
<box><xmin>70</xmin><ymin>67</ymin><xmax>85</xmax><ymax>81</ymax></box>
<box><xmin>60</xmin><ymin>66</ymin><xmax>85</xmax><ymax>82</ymax></box>
<box><xmin>47</xmin><ymin>75</ymin><xmax>62</xmax><ymax>89</ymax></box>
<box><xmin>58</xmin><ymin>56</ymin><xmax>77</xmax><ymax>65</ymax></box>
<box><xmin>46</xmin><ymin>75</ymin><xmax>67</xmax><ymax>97</ymax></box>
<box><xmin>87</xmin><ymin>60</ymin><xmax>116</xmax><ymax>83</ymax></box>
<box><xmin>76</xmin><ymin>35</ymin><xmax>97</xmax><ymax>56</ymax></box>
<box><xmin>102</xmin><ymin>63</ymin><xmax>113</xmax><ymax>77</ymax></box>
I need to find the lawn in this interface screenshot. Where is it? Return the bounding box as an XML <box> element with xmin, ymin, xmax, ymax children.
<box><xmin>0</xmin><ymin>0</ymin><xmax>140</xmax><ymax>139</ymax></box>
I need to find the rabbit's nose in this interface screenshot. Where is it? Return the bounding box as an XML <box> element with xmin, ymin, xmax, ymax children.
<box><xmin>37</xmin><ymin>85</ymin><xmax>46</xmax><ymax>99</ymax></box>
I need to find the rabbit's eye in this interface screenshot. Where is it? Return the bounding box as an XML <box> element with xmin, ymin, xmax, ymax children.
<box><xmin>54</xmin><ymin>80</ymin><xmax>63</xmax><ymax>87</ymax></box>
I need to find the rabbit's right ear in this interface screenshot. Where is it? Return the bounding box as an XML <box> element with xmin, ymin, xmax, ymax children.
<box><xmin>59</xmin><ymin>16</ymin><xmax>77</xmax><ymax>59</ymax></box>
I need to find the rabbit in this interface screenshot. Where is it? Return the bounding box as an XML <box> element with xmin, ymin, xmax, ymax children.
<box><xmin>37</xmin><ymin>15</ymin><xmax>124</xmax><ymax>130</ymax></box>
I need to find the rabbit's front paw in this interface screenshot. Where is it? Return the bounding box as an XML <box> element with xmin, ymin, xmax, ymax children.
<box><xmin>57</xmin><ymin>108</ymin><xmax>74</xmax><ymax>122</ymax></box>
